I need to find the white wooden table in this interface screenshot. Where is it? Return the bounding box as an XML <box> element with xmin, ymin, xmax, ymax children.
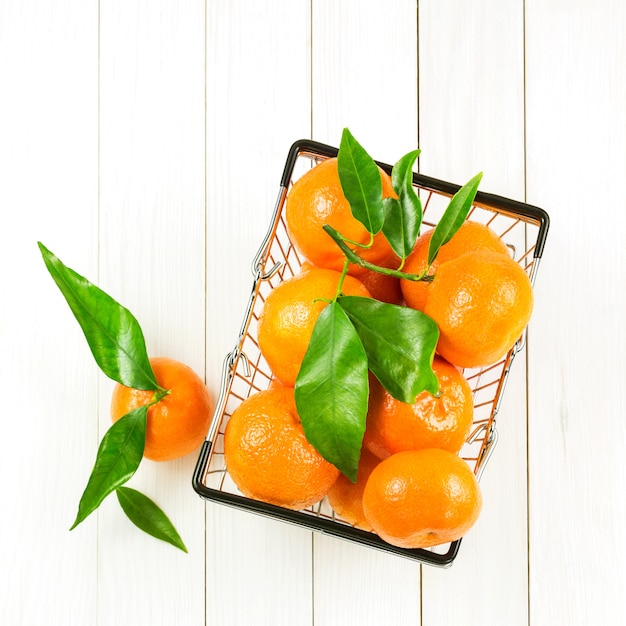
<box><xmin>1</xmin><ymin>1</ymin><xmax>624</xmax><ymax>624</ymax></box>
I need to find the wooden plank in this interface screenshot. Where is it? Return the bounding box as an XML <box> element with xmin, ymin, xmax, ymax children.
<box><xmin>310</xmin><ymin>2</ymin><xmax>422</xmax><ymax>623</ymax></box>
<box><xmin>0</xmin><ymin>1</ymin><xmax>99</xmax><ymax>624</ymax></box>
<box><xmin>204</xmin><ymin>2</ymin><xmax>314</xmax><ymax>624</ymax></box>
<box><xmin>311</xmin><ymin>0</ymin><xmax>419</xmax><ymax>165</ymax></box>
<box><xmin>97</xmin><ymin>1</ymin><xmax>206</xmax><ymax>624</ymax></box>
<box><xmin>525</xmin><ymin>1</ymin><xmax>626</xmax><ymax>622</ymax></box>
<box><xmin>418</xmin><ymin>2</ymin><xmax>529</xmax><ymax>624</ymax></box>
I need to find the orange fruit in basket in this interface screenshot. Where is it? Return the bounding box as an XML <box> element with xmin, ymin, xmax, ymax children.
<box><xmin>110</xmin><ymin>357</ymin><xmax>213</xmax><ymax>462</ymax></box>
<box><xmin>350</xmin><ymin>266</ymin><xmax>404</xmax><ymax>305</ymax></box>
<box><xmin>425</xmin><ymin>250</ymin><xmax>534</xmax><ymax>368</ymax></box>
<box><xmin>285</xmin><ymin>157</ymin><xmax>399</xmax><ymax>274</ymax></box>
<box><xmin>363</xmin><ymin>356</ymin><xmax>474</xmax><ymax>459</ymax></box>
<box><xmin>362</xmin><ymin>448</ymin><xmax>482</xmax><ymax>549</ymax></box>
<box><xmin>257</xmin><ymin>266</ymin><xmax>371</xmax><ymax>386</ymax></box>
<box><xmin>401</xmin><ymin>221</ymin><xmax>511</xmax><ymax>311</ymax></box>
<box><xmin>327</xmin><ymin>447</ymin><xmax>381</xmax><ymax>531</ymax></box>
<box><xmin>223</xmin><ymin>387</ymin><xmax>340</xmax><ymax>510</ymax></box>
<box><xmin>268</xmin><ymin>377</ymin><xmax>288</xmax><ymax>390</ymax></box>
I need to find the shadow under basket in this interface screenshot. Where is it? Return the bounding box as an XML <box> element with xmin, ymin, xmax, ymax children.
<box><xmin>193</xmin><ymin>139</ymin><xmax>550</xmax><ymax>568</ymax></box>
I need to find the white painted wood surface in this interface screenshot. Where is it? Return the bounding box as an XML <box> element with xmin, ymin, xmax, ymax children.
<box><xmin>1</xmin><ymin>2</ymin><xmax>624</xmax><ymax>624</ymax></box>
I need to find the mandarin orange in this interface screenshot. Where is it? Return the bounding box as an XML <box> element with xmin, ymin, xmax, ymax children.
<box><xmin>401</xmin><ymin>221</ymin><xmax>511</xmax><ymax>311</ymax></box>
<box><xmin>257</xmin><ymin>266</ymin><xmax>370</xmax><ymax>386</ymax></box>
<box><xmin>327</xmin><ymin>447</ymin><xmax>381</xmax><ymax>531</ymax></box>
<box><xmin>285</xmin><ymin>157</ymin><xmax>399</xmax><ymax>274</ymax></box>
<box><xmin>223</xmin><ymin>387</ymin><xmax>340</xmax><ymax>510</ymax></box>
<box><xmin>110</xmin><ymin>357</ymin><xmax>213</xmax><ymax>462</ymax></box>
<box><xmin>362</xmin><ymin>448</ymin><xmax>482</xmax><ymax>549</ymax></box>
<box><xmin>424</xmin><ymin>249</ymin><xmax>534</xmax><ymax>368</ymax></box>
<box><xmin>350</xmin><ymin>265</ymin><xmax>403</xmax><ymax>305</ymax></box>
<box><xmin>363</xmin><ymin>356</ymin><xmax>474</xmax><ymax>459</ymax></box>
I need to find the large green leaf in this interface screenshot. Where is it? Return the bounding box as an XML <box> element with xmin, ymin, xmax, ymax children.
<box><xmin>337</xmin><ymin>128</ymin><xmax>385</xmax><ymax>236</ymax></box>
<box><xmin>382</xmin><ymin>149</ymin><xmax>422</xmax><ymax>261</ymax></box>
<box><xmin>38</xmin><ymin>242</ymin><xmax>159</xmax><ymax>390</ymax></box>
<box><xmin>427</xmin><ymin>172</ymin><xmax>483</xmax><ymax>266</ymax></box>
<box><xmin>70</xmin><ymin>406</ymin><xmax>148</xmax><ymax>529</ymax></box>
<box><xmin>294</xmin><ymin>302</ymin><xmax>369</xmax><ymax>482</ymax></box>
<box><xmin>338</xmin><ymin>296</ymin><xmax>439</xmax><ymax>403</ymax></box>
<box><xmin>116</xmin><ymin>486</ymin><xmax>188</xmax><ymax>553</ymax></box>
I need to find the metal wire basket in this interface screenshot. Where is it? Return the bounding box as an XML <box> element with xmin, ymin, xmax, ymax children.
<box><xmin>193</xmin><ymin>139</ymin><xmax>550</xmax><ymax>567</ymax></box>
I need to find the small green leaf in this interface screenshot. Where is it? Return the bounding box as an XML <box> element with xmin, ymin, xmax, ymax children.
<box><xmin>116</xmin><ymin>486</ymin><xmax>188</xmax><ymax>553</ymax></box>
<box><xmin>382</xmin><ymin>149</ymin><xmax>422</xmax><ymax>261</ymax></box>
<box><xmin>295</xmin><ymin>302</ymin><xmax>369</xmax><ymax>482</ymax></box>
<box><xmin>338</xmin><ymin>296</ymin><xmax>439</xmax><ymax>403</ymax></box>
<box><xmin>38</xmin><ymin>242</ymin><xmax>159</xmax><ymax>390</ymax></box>
<box><xmin>70</xmin><ymin>406</ymin><xmax>148</xmax><ymax>529</ymax></box>
<box><xmin>337</xmin><ymin>128</ymin><xmax>385</xmax><ymax>236</ymax></box>
<box><xmin>427</xmin><ymin>172</ymin><xmax>483</xmax><ymax>266</ymax></box>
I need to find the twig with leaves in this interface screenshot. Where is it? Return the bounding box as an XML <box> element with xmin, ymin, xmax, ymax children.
<box><xmin>294</xmin><ymin>129</ymin><xmax>482</xmax><ymax>482</ymax></box>
<box><xmin>39</xmin><ymin>243</ymin><xmax>187</xmax><ymax>552</ymax></box>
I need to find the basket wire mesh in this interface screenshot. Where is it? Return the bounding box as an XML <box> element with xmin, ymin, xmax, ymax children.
<box><xmin>193</xmin><ymin>139</ymin><xmax>549</xmax><ymax>567</ymax></box>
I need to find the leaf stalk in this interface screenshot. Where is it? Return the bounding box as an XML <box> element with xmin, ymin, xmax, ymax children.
<box><xmin>322</xmin><ymin>225</ymin><xmax>433</xmax><ymax>283</ymax></box>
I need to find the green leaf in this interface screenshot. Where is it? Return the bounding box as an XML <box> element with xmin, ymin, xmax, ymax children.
<box><xmin>70</xmin><ymin>406</ymin><xmax>148</xmax><ymax>529</ymax></box>
<box><xmin>382</xmin><ymin>149</ymin><xmax>422</xmax><ymax>261</ymax></box>
<box><xmin>337</xmin><ymin>128</ymin><xmax>385</xmax><ymax>236</ymax></box>
<box><xmin>338</xmin><ymin>296</ymin><xmax>439</xmax><ymax>403</ymax></box>
<box><xmin>38</xmin><ymin>242</ymin><xmax>159</xmax><ymax>390</ymax></box>
<box><xmin>427</xmin><ymin>172</ymin><xmax>483</xmax><ymax>266</ymax></box>
<box><xmin>295</xmin><ymin>302</ymin><xmax>369</xmax><ymax>482</ymax></box>
<box><xmin>116</xmin><ymin>486</ymin><xmax>188</xmax><ymax>553</ymax></box>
